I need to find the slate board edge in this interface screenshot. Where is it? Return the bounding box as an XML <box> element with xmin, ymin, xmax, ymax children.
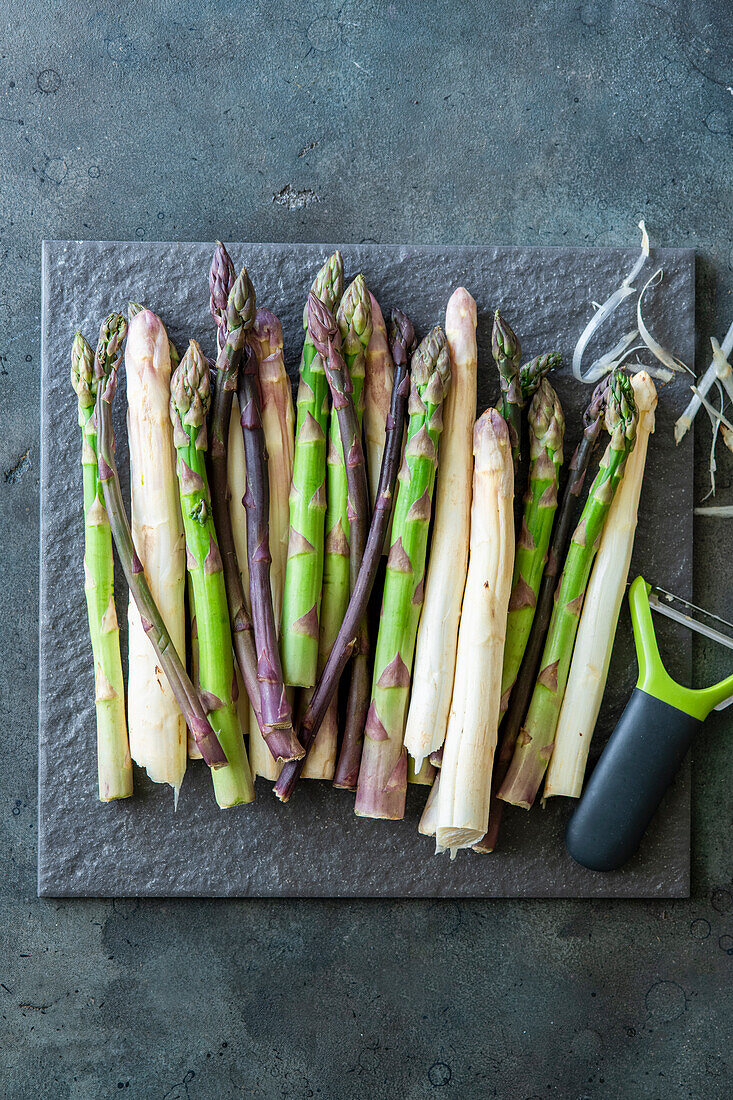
<box><xmin>38</xmin><ymin>241</ymin><xmax>694</xmax><ymax>900</ymax></box>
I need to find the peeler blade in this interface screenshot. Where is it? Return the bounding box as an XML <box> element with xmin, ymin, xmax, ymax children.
<box><xmin>649</xmin><ymin>587</ymin><xmax>733</xmax><ymax>709</ymax></box>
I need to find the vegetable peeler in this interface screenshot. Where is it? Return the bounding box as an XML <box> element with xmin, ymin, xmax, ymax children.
<box><xmin>565</xmin><ymin>575</ymin><xmax>733</xmax><ymax>871</ymax></box>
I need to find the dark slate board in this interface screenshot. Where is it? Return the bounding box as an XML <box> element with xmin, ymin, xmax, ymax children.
<box><xmin>39</xmin><ymin>241</ymin><xmax>695</xmax><ymax>898</ymax></box>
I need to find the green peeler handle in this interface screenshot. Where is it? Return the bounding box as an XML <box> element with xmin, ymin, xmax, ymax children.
<box><xmin>566</xmin><ymin>577</ymin><xmax>733</xmax><ymax>872</ymax></box>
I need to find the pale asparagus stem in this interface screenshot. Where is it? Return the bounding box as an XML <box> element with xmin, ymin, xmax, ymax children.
<box><xmin>498</xmin><ymin>371</ymin><xmax>638</xmax><ymax>809</ymax></box>
<box><xmin>418</xmin><ymin>771</ymin><xmax>441</xmax><ymax>837</ymax></box>
<box><xmin>72</xmin><ymin>330</ymin><xmax>132</xmax><ymax>801</ymax></box>
<box><xmin>280</xmin><ymin>252</ymin><xmax>344</xmax><ymax>687</ymax></box>
<box><xmin>273</xmin><ymin>317</ymin><xmax>412</xmax><ymax>803</ymax></box>
<box><xmin>674</xmin><ymin>320</ymin><xmax>733</xmax><ymax>443</ymax></box>
<box><xmin>238</xmin><ymin>344</ymin><xmax>302</xmax><ymax>762</ymax></box>
<box><xmin>125</xmin><ymin>309</ymin><xmax>187</xmax><ymax>792</ymax></box>
<box><xmin>363</xmin><ymin>293</ymin><xmax>395</xmax><ymax>508</ymax></box>
<box><xmin>95</xmin><ymin>331</ymin><xmax>227</xmax><ymax>769</ymax></box>
<box><xmin>355</xmin><ymin>327</ymin><xmax>451</xmax><ymax>821</ymax></box>
<box><xmin>404</xmin><ymin>288</ymin><xmax>477</xmax><ymax>772</ymax></box>
<box><xmin>207</xmin><ymin>256</ymin><xmax>264</xmax><ymax>736</ymax></box>
<box><xmin>246</xmin><ymin>308</ymin><xmax>294</xmax><ymax>781</ymax></box>
<box><xmin>171</xmin><ymin>340</ymin><xmax>253</xmax><ymax>804</ymax></box>
<box><xmin>544</xmin><ymin>372</ymin><xmax>657</xmax><ymax>800</ymax></box>
<box><xmin>435</xmin><ymin>410</ymin><xmax>515</xmax><ymax>857</ymax></box>
<box><xmin>712</xmin><ymin>338</ymin><xmax>733</xmax><ymax>407</ymax></box>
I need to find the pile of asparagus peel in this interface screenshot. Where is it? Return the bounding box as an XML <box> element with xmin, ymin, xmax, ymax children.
<box><xmin>73</xmin><ymin>243</ymin><xmax>658</xmax><ymax>855</ymax></box>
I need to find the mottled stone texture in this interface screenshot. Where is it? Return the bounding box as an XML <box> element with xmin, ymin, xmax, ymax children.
<box><xmin>1</xmin><ymin>1</ymin><xmax>731</xmax><ymax>1097</ymax></box>
<box><xmin>40</xmin><ymin>239</ymin><xmax>695</xmax><ymax>899</ymax></box>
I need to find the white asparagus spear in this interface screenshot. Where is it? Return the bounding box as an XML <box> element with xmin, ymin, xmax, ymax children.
<box><xmin>403</xmin><ymin>288</ymin><xmax>477</xmax><ymax>771</ymax></box>
<box><xmin>363</xmin><ymin>292</ymin><xmax>394</xmax><ymax>509</ymax></box>
<box><xmin>543</xmin><ymin>371</ymin><xmax>657</xmax><ymax>800</ymax></box>
<box><xmin>238</xmin><ymin>309</ymin><xmax>295</xmax><ymax>781</ymax></box>
<box><xmin>435</xmin><ymin>409</ymin><xmax>514</xmax><ymax>857</ymax></box>
<box><xmin>126</xmin><ymin>309</ymin><xmax>187</xmax><ymax>791</ymax></box>
<box><xmin>418</xmin><ymin>771</ymin><xmax>440</xmax><ymax>837</ymax></box>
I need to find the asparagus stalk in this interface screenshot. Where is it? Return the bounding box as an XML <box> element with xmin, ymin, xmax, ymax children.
<box><xmin>247</xmin><ymin>308</ymin><xmax>295</xmax><ymax>781</ymax></box>
<box><xmin>355</xmin><ymin>326</ymin><xmax>451</xmax><ymax>821</ymax></box>
<box><xmin>238</xmin><ymin>341</ymin><xmax>302</xmax><ymax>762</ymax></box>
<box><xmin>492</xmin><ymin>309</ymin><xmax>522</xmax><ymax>468</ymax></box>
<box><xmin>544</xmin><ymin>371</ymin><xmax>657</xmax><ymax>800</ymax></box>
<box><xmin>302</xmin><ymin>277</ymin><xmax>372</xmax><ymax>779</ymax></box>
<box><xmin>436</xmin><ymin>409</ymin><xmax>515</xmax><ymax>855</ymax></box>
<box><xmin>280</xmin><ymin>251</ymin><xmax>344</xmax><ymax>687</ymax></box>
<box><xmin>498</xmin><ymin>371</ymin><xmax>638</xmax><ymax>809</ymax></box>
<box><xmin>125</xmin><ymin>308</ymin><xmax>187</xmax><ymax>792</ymax></box>
<box><xmin>519</xmin><ymin>352</ymin><xmax>562</xmax><ymax>402</ymax></box>
<box><xmin>363</xmin><ymin>292</ymin><xmax>395</xmax><ymax>509</ymax></box>
<box><xmin>403</xmin><ymin>287</ymin><xmax>477</xmax><ymax>772</ymax></box>
<box><xmin>207</xmin><ymin>252</ymin><xmax>264</xmax><ymax>743</ymax></box>
<box><xmin>418</xmin><ymin>771</ymin><xmax>440</xmax><ymax>837</ymax></box>
<box><xmin>187</xmin><ymin>575</ymin><xmax>203</xmax><ymax>758</ymax></box>
<box><xmin>95</xmin><ymin>323</ymin><xmax>227</xmax><ymax>770</ymax></box>
<box><xmin>474</xmin><ymin>374</ymin><xmax>612</xmax><ymax>852</ymax></box>
<box><xmin>171</xmin><ymin>340</ymin><xmax>254</xmax><ymax>805</ymax></box>
<box><xmin>71</xmin><ymin>330</ymin><xmax>132</xmax><ymax>801</ymax></box>
<box><xmin>499</xmin><ymin>380</ymin><xmax>564</xmax><ymax>718</ymax></box>
<box><xmin>273</xmin><ymin>312</ymin><xmax>412</xmax><ymax>803</ymax></box>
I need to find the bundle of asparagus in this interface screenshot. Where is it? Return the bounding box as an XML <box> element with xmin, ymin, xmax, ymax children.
<box><xmin>404</xmin><ymin>288</ymin><xmax>477</xmax><ymax>773</ymax></box>
<box><xmin>71</xmin><ymin>328</ymin><xmax>132</xmax><ymax>802</ymax></box>
<box><xmin>355</xmin><ymin>327</ymin><xmax>451</xmax><ymax>821</ymax></box>
<box><xmin>498</xmin><ymin>370</ymin><xmax>638</xmax><ymax>809</ymax></box>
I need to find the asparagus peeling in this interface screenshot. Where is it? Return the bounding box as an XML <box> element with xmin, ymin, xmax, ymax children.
<box><xmin>544</xmin><ymin>371</ymin><xmax>657</xmax><ymax>800</ymax></box>
<box><xmin>72</xmin><ymin>329</ymin><xmax>132</xmax><ymax>801</ymax></box>
<box><xmin>355</xmin><ymin>326</ymin><xmax>451</xmax><ymax>821</ymax></box>
<box><xmin>404</xmin><ymin>288</ymin><xmax>477</xmax><ymax>772</ymax></box>
<box><xmin>498</xmin><ymin>370</ymin><xmax>638</xmax><ymax>809</ymax></box>
<box><xmin>280</xmin><ymin>251</ymin><xmax>344</xmax><ymax>687</ymax></box>
<box><xmin>474</xmin><ymin>374</ymin><xmax>612</xmax><ymax>852</ymax></box>
<box><xmin>435</xmin><ymin>409</ymin><xmax>514</xmax><ymax>856</ymax></box>
<box><xmin>273</xmin><ymin>310</ymin><xmax>413</xmax><ymax>803</ymax></box>
<box><xmin>170</xmin><ymin>339</ymin><xmax>254</xmax><ymax>805</ymax></box>
<box><xmin>95</xmin><ymin>319</ymin><xmax>227</xmax><ymax>770</ymax></box>
<box><xmin>125</xmin><ymin>307</ymin><xmax>187</xmax><ymax>793</ymax></box>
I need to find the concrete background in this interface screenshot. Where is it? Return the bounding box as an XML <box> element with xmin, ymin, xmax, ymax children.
<box><xmin>1</xmin><ymin>1</ymin><xmax>731</xmax><ymax>1096</ymax></box>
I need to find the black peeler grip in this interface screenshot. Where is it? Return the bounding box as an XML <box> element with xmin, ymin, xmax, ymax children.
<box><xmin>565</xmin><ymin>688</ymin><xmax>701</xmax><ymax>872</ymax></box>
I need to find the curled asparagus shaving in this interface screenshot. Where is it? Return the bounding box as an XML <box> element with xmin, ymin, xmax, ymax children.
<box><xmin>475</xmin><ymin>374</ymin><xmax>611</xmax><ymax>852</ymax></box>
<box><xmin>355</xmin><ymin>326</ymin><xmax>451</xmax><ymax>821</ymax></box>
<box><xmin>238</xmin><ymin>341</ymin><xmax>302</xmax><ymax>763</ymax></box>
<box><xmin>95</xmin><ymin>319</ymin><xmax>227</xmax><ymax>770</ymax></box>
<box><xmin>72</xmin><ymin>329</ymin><xmax>132</xmax><ymax>801</ymax></box>
<box><xmin>498</xmin><ymin>370</ymin><xmax>638</xmax><ymax>809</ymax></box>
<box><xmin>273</xmin><ymin>310</ymin><xmax>413</xmax><ymax>803</ymax></box>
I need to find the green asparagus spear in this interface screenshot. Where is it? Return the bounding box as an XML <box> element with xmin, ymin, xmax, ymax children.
<box><xmin>499</xmin><ymin>379</ymin><xmax>564</xmax><ymax>717</ymax></box>
<box><xmin>519</xmin><ymin>352</ymin><xmax>562</xmax><ymax>402</ymax></box>
<box><xmin>498</xmin><ymin>370</ymin><xmax>638</xmax><ymax>809</ymax></box>
<box><xmin>72</xmin><ymin>329</ymin><xmax>132</xmax><ymax>801</ymax></box>
<box><xmin>355</xmin><ymin>327</ymin><xmax>451</xmax><ymax>820</ymax></box>
<box><xmin>280</xmin><ymin>251</ymin><xmax>344</xmax><ymax>687</ymax></box>
<box><xmin>308</xmin><ymin>276</ymin><xmax>373</xmax><ymax>775</ymax></box>
<box><xmin>171</xmin><ymin>340</ymin><xmax>255</xmax><ymax>807</ymax></box>
<box><xmin>492</xmin><ymin>309</ymin><xmax>522</xmax><ymax>468</ymax></box>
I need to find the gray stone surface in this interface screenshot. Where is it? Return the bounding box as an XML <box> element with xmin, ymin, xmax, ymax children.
<box><xmin>39</xmin><ymin>240</ymin><xmax>695</xmax><ymax>899</ymax></box>
<box><xmin>1</xmin><ymin>1</ymin><xmax>731</xmax><ymax>1097</ymax></box>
